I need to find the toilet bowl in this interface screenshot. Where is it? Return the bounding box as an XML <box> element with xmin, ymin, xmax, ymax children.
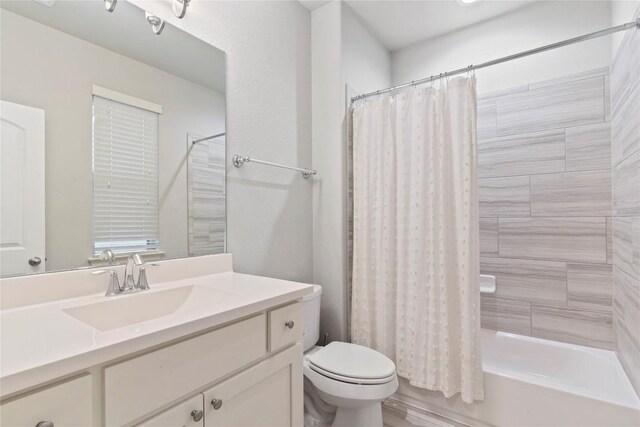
<box><xmin>302</xmin><ymin>285</ymin><xmax>398</xmax><ymax>427</ymax></box>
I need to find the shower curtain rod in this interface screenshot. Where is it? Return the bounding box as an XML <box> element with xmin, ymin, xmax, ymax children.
<box><xmin>192</xmin><ymin>132</ymin><xmax>226</xmax><ymax>144</ymax></box>
<box><xmin>351</xmin><ymin>18</ymin><xmax>640</xmax><ymax>102</ymax></box>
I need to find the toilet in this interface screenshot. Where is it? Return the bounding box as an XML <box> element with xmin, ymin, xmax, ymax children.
<box><xmin>303</xmin><ymin>285</ymin><xmax>398</xmax><ymax>427</ymax></box>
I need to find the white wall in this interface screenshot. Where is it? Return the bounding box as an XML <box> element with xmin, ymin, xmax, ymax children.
<box><xmin>392</xmin><ymin>1</ymin><xmax>614</xmax><ymax>95</ymax></box>
<box><xmin>131</xmin><ymin>0</ymin><xmax>313</xmax><ymax>282</ymax></box>
<box><xmin>312</xmin><ymin>0</ymin><xmax>390</xmax><ymax>342</ymax></box>
<box><xmin>1</xmin><ymin>10</ymin><xmax>224</xmax><ymax>271</ymax></box>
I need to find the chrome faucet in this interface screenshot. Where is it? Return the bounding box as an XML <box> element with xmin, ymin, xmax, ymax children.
<box><xmin>102</xmin><ymin>252</ymin><xmax>153</xmax><ymax>297</ymax></box>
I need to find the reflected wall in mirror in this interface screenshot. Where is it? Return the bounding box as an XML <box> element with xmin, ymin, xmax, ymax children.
<box><xmin>0</xmin><ymin>0</ymin><xmax>227</xmax><ymax>277</ymax></box>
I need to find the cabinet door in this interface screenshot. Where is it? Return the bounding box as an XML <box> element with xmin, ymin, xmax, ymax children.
<box><xmin>0</xmin><ymin>375</ymin><xmax>92</xmax><ymax>427</ymax></box>
<box><xmin>203</xmin><ymin>344</ymin><xmax>303</xmax><ymax>427</ymax></box>
<box><xmin>137</xmin><ymin>395</ymin><xmax>204</xmax><ymax>427</ymax></box>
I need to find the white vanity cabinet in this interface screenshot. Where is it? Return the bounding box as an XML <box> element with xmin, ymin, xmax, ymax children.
<box><xmin>129</xmin><ymin>304</ymin><xmax>303</xmax><ymax>427</ymax></box>
<box><xmin>0</xmin><ymin>254</ymin><xmax>310</xmax><ymax>427</ymax></box>
<box><xmin>0</xmin><ymin>375</ymin><xmax>93</xmax><ymax>427</ymax></box>
<box><xmin>135</xmin><ymin>343</ymin><xmax>303</xmax><ymax>427</ymax></box>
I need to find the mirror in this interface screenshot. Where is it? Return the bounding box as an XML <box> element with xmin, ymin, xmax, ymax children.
<box><xmin>0</xmin><ymin>0</ymin><xmax>227</xmax><ymax>277</ymax></box>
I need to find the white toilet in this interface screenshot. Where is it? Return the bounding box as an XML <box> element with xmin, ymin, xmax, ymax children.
<box><xmin>303</xmin><ymin>285</ymin><xmax>398</xmax><ymax>427</ymax></box>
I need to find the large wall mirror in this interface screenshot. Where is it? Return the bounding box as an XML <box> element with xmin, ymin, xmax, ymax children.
<box><xmin>0</xmin><ymin>0</ymin><xmax>227</xmax><ymax>277</ymax></box>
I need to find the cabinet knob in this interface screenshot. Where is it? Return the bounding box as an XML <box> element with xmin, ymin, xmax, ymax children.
<box><xmin>211</xmin><ymin>398</ymin><xmax>223</xmax><ymax>410</ymax></box>
<box><xmin>36</xmin><ymin>422</ymin><xmax>54</xmax><ymax>427</ymax></box>
<box><xmin>285</xmin><ymin>320</ymin><xmax>295</xmax><ymax>329</ymax></box>
<box><xmin>190</xmin><ymin>409</ymin><xmax>203</xmax><ymax>422</ymax></box>
<box><xmin>29</xmin><ymin>257</ymin><xmax>42</xmax><ymax>266</ymax></box>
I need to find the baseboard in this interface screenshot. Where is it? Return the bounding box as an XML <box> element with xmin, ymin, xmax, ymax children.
<box><xmin>382</xmin><ymin>396</ymin><xmax>470</xmax><ymax>427</ymax></box>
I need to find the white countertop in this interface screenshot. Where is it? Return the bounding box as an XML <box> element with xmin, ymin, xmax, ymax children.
<box><xmin>0</xmin><ymin>271</ymin><xmax>313</xmax><ymax>398</ymax></box>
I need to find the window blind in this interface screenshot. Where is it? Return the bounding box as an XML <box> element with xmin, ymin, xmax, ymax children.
<box><xmin>92</xmin><ymin>95</ymin><xmax>160</xmax><ymax>256</ymax></box>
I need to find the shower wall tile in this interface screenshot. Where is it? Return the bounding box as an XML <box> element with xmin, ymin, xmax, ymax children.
<box><xmin>613</xmin><ymin>216</ymin><xmax>640</xmax><ymax>280</ymax></box>
<box><xmin>498</xmin><ymin>217</ymin><xmax>607</xmax><ymax>263</ymax></box>
<box><xmin>567</xmin><ymin>263</ymin><xmax>613</xmax><ymax>312</ymax></box>
<box><xmin>478</xmin><ymin>84</ymin><xmax>529</xmax><ymax>100</ymax></box>
<box><xmin>528</xmin><ymin>66</ymin><xmax>610</xmax><ymax>90</ymax></box>
<box><xmin>613</xmin><ymin>150</ymin><xmax>640</xmax><ymax>216</ymax></box>
<box><xmin>479</xmin><ymin>218</ymin><xmax>498</xmax><ymax>257</ymax></box>
<box><xmin>611</xmin><ymin>23</ymin><xmax>640</xmax><ymax>114</ymax></box>
<box><xmin>480</xmin><ymin>257</ymin><xmax>566</xmax><ymax>305</ymax></box>
<box><xmin>477</xmin><ymin>97</ymin><xmax>497</xmax><ymax>140</ymax></box>
<box><xmin>611</xmin><ymin>82</ymin><xmax>640</xmax><ymax>167</ymax></box>
<box><xmin>613</xmin><ymin>266</ymin><xmax>640</xmax><ymax>393</ymax></box>
<box><xmin>496</xmin><ymin>76</ymin><xmax>605</xmax><ymax>136</ymax></box>
<box><xmin>605</xmin><ymin>74</ymin><xmax>611</xmax><ymax>123</ymax></box>
<box><xmin>478</xmin><ymin>129</ymin><xmax>565</xmax><ymax>178</ymax></box>
<box><xmin>607</xmin><ymin>217</ymin><xmax>613</xmax><ymax>265</ymax></box>
<box><xmin>532</xmin><ymin>304</ymin><xmax>613</xmax><ymax>349</ymax></box>
<box><xmin>612</xmin><ymin>13</ymin><xmax>640</xmax><ymax>397</ymax></box>
<box><xmin>476</xmin><ymin>68</ymin><xmax>613</xmax><ymax>351</ymax></box>
<box><xmin>478</xmin><ymin>176</ymin><xmax>530</xmax><ymax>217</ymax></box>
<box><xmin>530</xmin><ymin>170</ymin><xmax>611</xmax><ymax>217</ymax></box>
<box><xmin>480</xmin><ymin>296</ymin><xmax>531</xmax><ymax>336</ymax></box>
<box><xmin>565</xmin><ymin>122</ymin><xmax>611</xmax><ymax>172</ymax></box>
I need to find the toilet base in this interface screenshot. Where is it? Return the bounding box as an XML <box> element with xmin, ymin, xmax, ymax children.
<box><xmin>332</xmin><ymin>402</ymin><xmax>383</xmax><ymax>427</ymax></box>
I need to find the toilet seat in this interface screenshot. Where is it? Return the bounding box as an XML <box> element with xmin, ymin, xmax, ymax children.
<box><xmin>306</xmin><ymin>342</ymin><xmax>397</xmax><ymax>385</ymax></box>
<box><xmin>309</xmin><ymin>364</ymin><xmax>397</xmax><ymax>385</ymax></box>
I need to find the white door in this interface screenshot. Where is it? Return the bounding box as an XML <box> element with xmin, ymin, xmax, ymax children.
<box><xmin>0</xmin><ymin>100</ymin><xmax>45</xmax><ymax>276</ymax></box>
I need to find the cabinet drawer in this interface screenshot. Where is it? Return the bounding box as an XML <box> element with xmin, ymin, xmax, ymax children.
<box><xmin>105</xmin><ymin>314</ymin><xmax>267</xmax><ymax>426</ymax></box>
<box><xmin>268</xmin><ymin>302</ymin><xmax>302</xmax><ymax>352</ymax></box>
<box><xmin>136</xmin><ymin>394</ymin><xmax>204</xmax><ymax>427</ymax></box>
<box><xmin>0</xmin><ymin>375</ymin><xmax>92</xmax><ymax>427</ymax></box>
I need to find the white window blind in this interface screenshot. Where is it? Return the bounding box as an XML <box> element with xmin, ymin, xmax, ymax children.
<box><xmin>92</xmin><ymin>95</ymin><xmax>160</xmax><ymax>256</ymax></box>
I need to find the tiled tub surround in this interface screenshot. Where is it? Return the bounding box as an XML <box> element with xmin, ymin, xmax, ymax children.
<box><xmin>611</xmin><ymin>15</ymin><xmax>640</xmax><ymax>397</ymax></box>
<box><xmin>477</xmin><ymin>67</ymin><xmax>615</xmax><ymax>350</ymax></box>
<box><xmin>188</xmin><ymin>135</ymin><xmax>226</xmax><ymax>256</ymax></box>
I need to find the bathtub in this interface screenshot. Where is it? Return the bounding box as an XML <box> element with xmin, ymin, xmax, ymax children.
<box><xmin>386</xmin><ymin>329</ymin><xmax>640</xmax><ymax>427</ymax></box>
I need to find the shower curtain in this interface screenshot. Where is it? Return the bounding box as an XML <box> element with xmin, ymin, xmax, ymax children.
<box><xmin>350</xmin><ymin>76</ymin><xmax>484</xmax><ymax>403</ymax></box>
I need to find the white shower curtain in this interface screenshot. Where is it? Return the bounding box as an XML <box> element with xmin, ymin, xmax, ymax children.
<box><xmin>351</xmin><ymin>76</ymin><xmax>484</xmax><ymax>403</ymax></box>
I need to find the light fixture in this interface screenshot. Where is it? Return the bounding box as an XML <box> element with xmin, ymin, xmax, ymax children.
<box><xmin>145</xmin><ymin>11</ymin><xmax>166</xmax><ymax>35</ymax></box>
<box><xmin>104</xmin><ymin>0</ymin><xmax>117</xmax><ymax>13</ymax></box>
<box><xmin>457</xmin><ymin>0</ymin><xmax>481</xmax><ymax>4</ymax></box>
<box><xmin>172</xmin><ymin>0</ymin><xmax>190</xmax><ymax>19</ymax></box>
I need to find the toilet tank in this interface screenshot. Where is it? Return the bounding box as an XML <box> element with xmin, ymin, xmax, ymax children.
<box><xmin>303</xmin><ymin>285</ymin><xmax>322</xmax><ymax>352</ymax></box>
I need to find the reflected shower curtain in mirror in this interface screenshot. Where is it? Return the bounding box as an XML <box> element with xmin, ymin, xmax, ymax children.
<box><xmin>351</xmin><ymin>76</ymin><xmax>484</xmax><ymax>403</ymax></box>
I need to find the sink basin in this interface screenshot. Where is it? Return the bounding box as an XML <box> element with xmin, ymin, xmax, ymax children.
<box><xmin>64</xmin><ymin>285</ymin><xmax>233</xmax><ymax>331</ymax></box>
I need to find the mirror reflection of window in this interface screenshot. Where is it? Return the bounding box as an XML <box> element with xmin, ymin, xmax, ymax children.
<box><xmin>92</xmin><ymin>94</ymin><xmax>160</xmax><ymax>257</ymax></box>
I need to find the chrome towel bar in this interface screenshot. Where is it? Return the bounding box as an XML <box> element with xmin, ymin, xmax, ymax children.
<box><xmin>232</xmin><ymin>154</ymin><xmax>316</xmax><ymax>179</ymax></box>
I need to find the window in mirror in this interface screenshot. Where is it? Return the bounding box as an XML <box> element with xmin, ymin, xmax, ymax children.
<box><xmin>92</xmin><ymin>95</ymin><xmax>160</xmax><ymax>256</ymax></box>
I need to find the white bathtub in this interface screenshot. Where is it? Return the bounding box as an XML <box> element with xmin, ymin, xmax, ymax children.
<box><xmin>388</xmin><ymin>329</ymin><xmax>640</xmax><ymax>427</ymax></box>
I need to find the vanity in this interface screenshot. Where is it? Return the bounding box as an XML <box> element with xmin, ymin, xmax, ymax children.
<box><xmin>0</xmin><ymin>254</ymin><xmax>312</xmax><ymax>426</ymax></box>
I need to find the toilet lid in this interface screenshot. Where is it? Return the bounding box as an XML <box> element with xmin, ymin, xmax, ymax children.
<box><xmin>307</xmin><ymin>342</ymin><xmax>396</xmax><ymax>382</ymax></box>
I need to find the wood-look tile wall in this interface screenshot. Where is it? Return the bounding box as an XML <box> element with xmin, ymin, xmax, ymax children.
<box><xmin>477</xmin><ymin>67</ymin><xmax>614</xmax><ymax>350</ymax></box>
<box><xmin>611</xmin><ymin>17</ymin><xmax>640</xmax><ymax>397</ymax></box>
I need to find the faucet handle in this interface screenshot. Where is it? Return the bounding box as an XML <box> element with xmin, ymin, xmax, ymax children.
<box><xmin>105</xmin><ymin>270</ymin><xmax>122</xmax><ymax>296</ymax></box>
<box><xmin>136</xmin><ymin>263</ymin><xmax>159</xmax><ymax>290</ymax></box>
<box><xmin>137</xmin><ymin>266</ymin><xmax>150</xmax><ymax>290</ymax></box>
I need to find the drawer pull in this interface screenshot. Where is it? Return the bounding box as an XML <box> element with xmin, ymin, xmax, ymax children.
<box><xmin>211</xmin><ymin>398</ymin><xmax>223</xmax><ymax>410</ymax></box>
<box><xmin>191</xmin><ymin>409</ymin><xmax>204</xmax><ymax>422</ymax></box>
<box><xmin>36</xmin><ymin>422</ymin><xmax>54</xmax><ymax>427</ymax></box>
<box><xmin>285</xmin><ymin>320</ymin><xmax>295</xmax><ymax>329</ymax></box>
